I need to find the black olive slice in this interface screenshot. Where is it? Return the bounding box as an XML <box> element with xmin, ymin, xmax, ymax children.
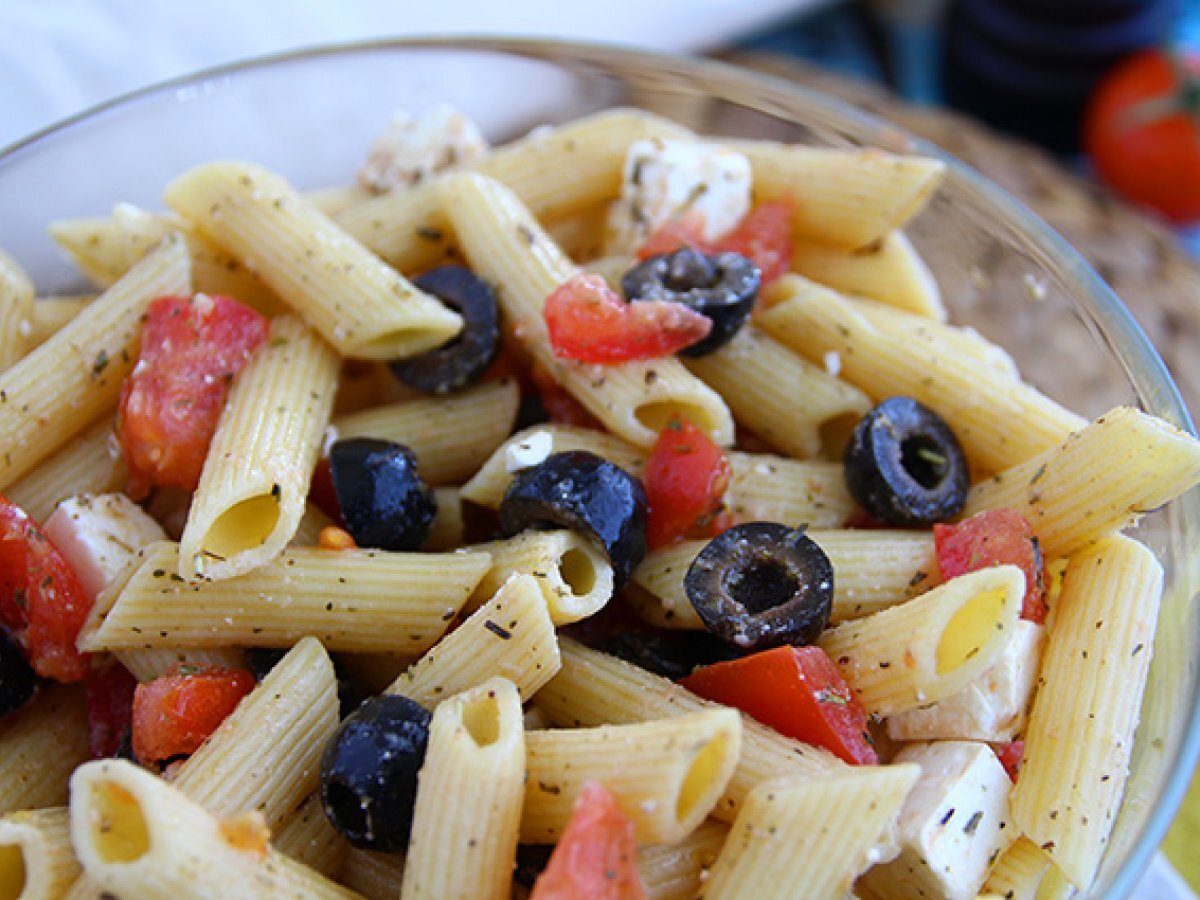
<box><xmin>598</xmin><ymin>631</ymin><xmax>742</xmax><ymax>681</ymax></box>
<box><xmin>320</xmin><ymin>694</ymin><xmax>431</xmax><ymax>851</ymax></box>
<box><xmin>685</xmin><ymin>522</ymin><xmax>833</xmax><ymax>652</ymax></box>
<box><xmin>843</xmin><ymin>397</ymin><xmax>969</xmax><ymax>526</ymax></box>
<box><xmin>499</xmin><ymin>451</ymin><xmax>648</xmax><ymax>587</ymax></box>
<box><xmin>329</xmin><ymin>438</ymin><xmax>437</xmax><ymax>552</ymax></box>
<box><xmin>621</xmin><ymin>247</ymin><xmax>759</xmax><ymax>356</ymax></box>
<box><xmin>388</xmin><ymin>265</ymin><xmax>501</xmax><ymax>394</ymax></box>
<box><xmin>0</xmin><ymin>629</ymin><xmax>38</xmax><ymax>718</ymax></box>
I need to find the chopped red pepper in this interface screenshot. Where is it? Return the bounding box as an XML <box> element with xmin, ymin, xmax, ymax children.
<box><xmin>0</xmin><ymin>496</ymin><xmax>92</xmax><ymax>682</ymax></box>
<box><xmin>643</xmin><ymin>417</ymin><xmax>731</xmax><ymax>550</ymax></box>
<box><xmin>680</xmin><ymin>645</ymin><xmax>878</xmax><ymax>765</ymax></box>
<box><xmin>994</xmin><ymin>739</ymin><xmax>1024</xmax><ymax>782</ymax></box>
<box><xmin>530</xmin><ymin>782</ymin><xmax>646</xmax><ymax>900</ymax></box>
<box><xmin>544</xmin><ymin>273</ymin><xmax>711</xmax><ymax>364</ymax></box>
<box><xmin>715</xmin><ymin>200</ymin><xmax>795</xmax><ymax>285</ymax></box>
<box><xmin>85</xmin><ymin>658</ymin><xmax>138</xmax><ymax>759</ymax></box>
<box><xmin>118</xmin><ymin>294</ymin><xmax>269</xmax><ymax>498</ymax></box>
<box><xmin>934</xmin><ymin>509</ymin><xmax>1047</xmax><ymax>624</ymax></box>
<box><xmin>131</xmin><ymin>665</ymin><xmax>255</xmax><ymax>764</ymax></box>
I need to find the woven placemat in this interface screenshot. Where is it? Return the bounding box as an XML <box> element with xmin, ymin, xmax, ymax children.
<box><xmin>724</xmin><ymin>52</ymin><xmax>1200</xmax><ymax>420</ymax></box>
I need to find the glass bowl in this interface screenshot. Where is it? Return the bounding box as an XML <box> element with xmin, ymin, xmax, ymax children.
<box><xmin>1</xmin><ymin>37</ymin><xmax>1195</xmax><ymax>897</ymax></box>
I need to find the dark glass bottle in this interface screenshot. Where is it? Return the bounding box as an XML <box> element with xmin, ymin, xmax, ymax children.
<box><xmin>942</xmin><ymin>0</ymin><xmax>1179</xmax><ymax>152</ymax></box>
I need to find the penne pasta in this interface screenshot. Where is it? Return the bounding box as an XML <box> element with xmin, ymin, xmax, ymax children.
<box><xmin>387</xmin><ymin>573</ymin><xmax>560</xmax><ymax>706</ymax></box>
<box><xmin>0</xmin><ymin>249</ymin><xmax>34</xmax><ymax>371</ymax></box>
<box><xmin>536</xmin><ymin>638</ymin><xmax>846</xmax><ymax>823</ymax></box>
<box><xmin>682</xmin><ymin>327</ymin><xmax>871</xmax><ymax>460</ymax></box>
<box><xmin>401</xmin><ymin>678</ymin><xmax>524</xmax><ymax>900</ymax></box>
<box><xmin>80</xmin><ymin>541</ymin><xmax>492</xmax><ymax>654</ymax></box>
<box><xmin>982</xmin><ymin>836</ymin><xmax>1054</xmax><ymax>900</ymax></box>
<box><xmin>438</xmin><ymin>171</ymin><xmax>734</xmax><ymax>448</ymax></box>
<box><xmin>0</xmin><ymin>684</ymin><xmax>89</xmax><ymax>816</ymax></box>
<box><xmin>46</xmin><ymin>216</ymin><xmax>127</xmax><ymax>288</ymax></box>
<box><xmin>179</xmin><ymin>315</ymin><xmax>339</xmax><ymax>580</ymax></box>
<box><xmin>700</xmin><ymin>765</ymin><xmax>919</xmax><ymax>899</ymax></box>
<box><xmin>4</xmin><ymin>417</ymin><xmax>126</xmax><ymax>525</ymax></box>
<box><xmin>165</xmin><ymin>161</ymin><xmax>463</xmax><ymax>359</ymax></box>
<box><xmin>338</xmin><ymin>847</ymin><xmax>405</xmax><ymax>900</ymax></box>
<box><xmin>26</xmin><ymin>295</ymin><xmax>94</xmax><ymax>349</ymax></box>
<box><xmin>270</xmin><ymin>793</ymin><xmax>347</xmax><ymax>878</ymax></box>
<box><xmin>520</xmin><ymin>709</ymin><xmax>742</xmax><ymax>845</ymax></box>
<box><xmin>964</xmin><ymin>406</ymin><xmax>1200</xmax><ymax>558</ymax></box>
<box><xmin>636</xmin><ymin>820</ymin><xmax>728</xmax><ymax>900</ymax></box>
<box><xmin>0</xmin><ymin>807</ymin><xmax>81</xmax><ymax>900</ymax></box>
<box><xmin>818</xmin><ymin>565</ymin><xmax>1024</xmax><ymax>717</ymax></box>
<box><xmin>758</xmin><ymin>275</ymin><xmax>1086</xmax><ymax>474</ymax></box>
<box><xmin>331</xmin><ymin>378</ymin><xmax>519</xmax><ymax>486</ymax></box>
<box><xmin>0</xmin><ymin>236</ymin><xmax>190</xmax><ymax>493</ymax></box>
<box><xmin>1012</xmin><ymin>536</ymin><xmax>1163</xmax><ymax>889</ymax></box>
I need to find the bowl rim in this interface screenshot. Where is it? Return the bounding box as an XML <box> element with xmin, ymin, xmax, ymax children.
<box><xmin>3</xmin><ymin>34</ymin><xmax>1197</xmax><ymax>895</ymax></box>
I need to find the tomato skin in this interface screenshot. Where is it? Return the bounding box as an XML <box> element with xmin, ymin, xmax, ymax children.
<box><xmin>643</xmin><ymin>417</ymin><xmax>731</xmax><ymax>550</ymax></box>
<box><xmin>544</xmin><ymin>274</ymin><xmax>711</xmax><ymax>364</ymax></box>
<box><xmin>0</xmin><ymin>496</ymin><xmax>92</xmax><ymax>682</ymax></box>
<box><xmin>680</xmin><ymin>645</ymin><xmax>878</xmax><ymax>766</ymax></box>
<box><xmin>118</xmin><ymin>294</ymin><xmax>269</xmax><ymax>498</ymax></box>
<box><xmin>530</xmin><ymin>782</ymin><xmax>646</xmax><ymax>900</ymax></box>
<box><xmin>934</xmin><ymin>508</ymin><xmax>1047</xmax><ymax>624</ymax></box>
<box><xmin>85</xmin><ymin>659</ymin><xmax>138</xmax><ymax>759</ymax></box>
<box><xmin>715</xmin><ymin>200</ymin><xmax>795</xmax><ymax>285</ymax></box>
<box><xmin>994</xmin><ymin>739</ymin><xmax>1024</xmax><ymax>782</ymax></box>
<box><xmin>132</xmin><ymin>666</ymin><xmax>256</xmax><ymax>764</ymax></box>
<box><xmin>1084</xmin><ymin>50</ymin><xmax>1200</xmax><ymax>224</ymax></box>
<box><xmin>634</xmin><ymin>214</ymin><xmax>709</xmax><ymax>261</ymax></box>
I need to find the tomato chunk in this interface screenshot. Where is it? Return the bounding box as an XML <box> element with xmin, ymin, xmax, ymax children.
<box><xmin>680</xmin><ymin>645</ymin><xmax>877</xmax><ymax>765</ymax></box>
<box><xmin>994</xmin><ymin>739</ymin><xmax>1024</xmax><ymax>782</ymax></box>
<box><xmin>544</xmin><ymin>274</ymin><xmax>711</xmax><ymax>364</ymax></box>
<box><xmin>0</xmin><ymin>496</ymin><xmax>92</xmax><ymax>682</ymax></box>
<box><xmin>715</xmin><ymin>200</ymin><xmax>795</xmax><ymax>285</ymax></box>
<box><xmin>934</xmin><ymin>509</ymin><xmax>1047</xmax><ymax>624</ymax></box>
<box><xmin>644</xmin><ymin>417</ymin><xmax>731</xmax><ymax>550</ymax></box>
<box><xmin>85</xmin><ymin>658</ymin><xmax>138</xmax><ymax>759</ymax></box>
<box><xmin>634</xmin><ymin>213</ymin><xmax>710</xmax><ymax>261</ymax></box>
<box><xmin>530</xmin><ymin>782</ymin><xmax>646</xmax><ymax>900</ymax></box>
<box><xmin>132</xmin><ymin>666</ymin><xmax>256</xmax><ymax>764</ymax></box>
<box><xmin>118</xmin><ymin>294</ymin><xmax>269</xmax><ymax>498</ymax></box>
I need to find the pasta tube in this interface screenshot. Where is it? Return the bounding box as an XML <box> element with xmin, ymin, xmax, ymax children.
<box><xmin>0</xmin><ymin>249</ymin><xmax>34</xmax><ymax>371</ymax></box>
<box><xmin>0</xmin><ymin>807</ymin><xmax>80</xmax><ymax>900</ymax></box>
<box><xmin>0</xmin><ymin>684</ymin><xmax>89</xmax><ymax>815</ymax></box>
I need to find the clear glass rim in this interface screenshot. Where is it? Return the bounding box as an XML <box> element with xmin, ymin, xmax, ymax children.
<box><xmin>4</xmin><ymin>34</ymin><xmax>1197</xmax><ymax>896</ymax></box>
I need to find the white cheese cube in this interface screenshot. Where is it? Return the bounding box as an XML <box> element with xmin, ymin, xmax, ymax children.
<box><xmin>44</xmin><ymin>493</ymin><xmax>168</xmax><ymax>601</ymax></box>
<box><xmin>358</xmin><ymin>104</ymin><xmax>488</xmax><ymax>194</ymax></box>
<box><xmin>860</xmin><ymin>741</ymin><xmax>1015</xmax><ymax>900</ymax></box>
<box><xmin>604</xmin><ymin>139</ymin><xmax>751</xmax><ymax>255</ymax></box>
<box><xmin>505</xmin><ymin>430</ymin><xmax>554</xmax><ymax>474</ymax></box>
<box><xmin>887</xmin><ymin>620</ymin><xmax>1044</xmax><ymax>742</ymax></box>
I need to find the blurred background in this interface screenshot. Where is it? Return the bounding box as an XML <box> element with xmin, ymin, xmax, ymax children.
<box><xmin>3</xmin><ymin>1</ymin><xmax>1199</xmax><ymax>895</ymax></box>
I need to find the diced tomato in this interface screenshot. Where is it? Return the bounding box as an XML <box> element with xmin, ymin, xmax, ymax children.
<box><xmin>85</xmin><ymin>659</ymin><xmax>138</xmax><ymax>759</ymax></box>
<box><xmin>544</xmin><ymin>274</ymin><xmax>711</xmax><ymax>364</ymax></box>
<box><xmin>132</xmin><ymin>666</ymin><xmax>255</xmax><ymax>764</ymax></box>
<box><xmin>530</xmin><ymin>362</ymin><xmax>604</xmax><ymax>429</ymax></box>
<box><xmin>644</xmin><ymin>417</ymin><xmax>731</xmax><ymax>550</ymax></box>
<box><xmin>530</xmin><ymin>782</ymin><xmax>646</xmax><ymax>900</ymax></box>
<box><xmin>308</xmin><ymin>458</ymin><xmax>346</xmax><ymax>527</ymax></box>
<box><xmin>994</xmin><ymin>739</ymin><xmax>1024</xmax><ymax>782</ymax></box>
<box><xmin>0</xmin><ymin>496</ymin><xmax>92</xmax><ymax>682</ymax></box>
<box><xmin>634</xmin><ymin>213</ymin><xmax>710</xmax><ymax>261</ymax></box>
<box><xmin>934</xmin><ymin>509</ymin><xmax>1047</xmax><ymax>624</ymax></box>
<box><xmin>715</xmin><ymin>200</ymin><xmax>795</xmax><ymax>285</ymax></box>
<box><xmin>118</xmin><ymin>294</ymin><xmax>269</xmax><ymax>498</ymax></box>
<box><xmin>680</xmin><ymin>645</ymin><xmax>878</xmax><ymax>765</ymax></box>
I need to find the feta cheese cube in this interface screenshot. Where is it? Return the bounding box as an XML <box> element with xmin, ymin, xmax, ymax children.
<box><xmin>505</xmin><ymin>430</ymin><xmax>554</xmax><ymax>474</ymax></box>
<box><xmin>860</xmin><ymin>741</ymin><xmax>1015</xmax><ymax>900</ymax></box>
<box><xmin>358</xmin><ymin>104</ymin><xmax>488</xmax><ymax>194</ymax></box>
<box><xmin>43</xmin><ymin>494</ymin><xmax>168</xmax><ymax>601</ymax></box>
<box><xmin>887</xmin><ymin>620</ymin><xmax>1044</xmax><ymax>742</ymax></box>
<box><xmin>604</xmin><ymin>139</ymin><xmax>751</xmax><ymax>255</ymax></box>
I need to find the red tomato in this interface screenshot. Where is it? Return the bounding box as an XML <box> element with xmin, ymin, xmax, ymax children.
<box><xmin>544</xmin><ymin>274</ymin><xmax>711</xmax><ymax>364</ymax></box>
<box><xmin>715</xmin><ymin>200</ymin><xmax>795</xmax><ymax>285</ymax></box>
<box><xmin>530</xmin><ymin>782</ymin><xmax>646</xmax><ymax>900</ymax></box>
<box><xmin>531</xmin><ymin>362</ymin><xmax>604</xmax><ymax>429</ymax></box>
<box><xmin>1084</xmin><ymin>50</ymin><xmax>1200</xmax><ymax>224</ymax></box>
<box><xmin>680</xmin><ymin>645</ymin><xmax>877</xmax><ymax>766</ymax></box>
<box><xmin>644</xmin><ymin>417</ymin><xmax>731</xmax><ymax>550</ymax></box>
<box><xmin>0</xmin><ymin>496</ymin><xmax>91</xmax><ymax>682</ymax></box>
<box><xmin>85</xmin><ymin>659</ymin><xmax>138</xmax><ymax>759</ymax></box>
<box><xmin>118</xmin><ymin>294</ymin><xmax>269</xmax><ymax>498</ymax></box>
<box><xmin>994</xmin><ymin>739</ymin><xmax>1024</xmax><ymax>782</ymax></box>
<box><xmin>934</xmin><ymin>509</ymin><xmax>1046</xmax><ymax>624</ymax></box>
<box><xmin>132</xmin><ymin>666</ymin><xmax>255</xmax><ymax>764</ymax></box>
<box><xmin>634</xmin><ymin>214</ymin><xmax>710</xmax><ymax>261</ymax></box>
<box><xmin>307</xmin><ymin>458</ymin><xmax>346</xmax><ymax>528</ymax></box>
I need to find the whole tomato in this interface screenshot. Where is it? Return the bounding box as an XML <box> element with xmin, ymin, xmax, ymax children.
<box><xmin>1083</xmin><ymin>49</ymin><xmax>1200</xmax><ymax>224</ymax></box>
